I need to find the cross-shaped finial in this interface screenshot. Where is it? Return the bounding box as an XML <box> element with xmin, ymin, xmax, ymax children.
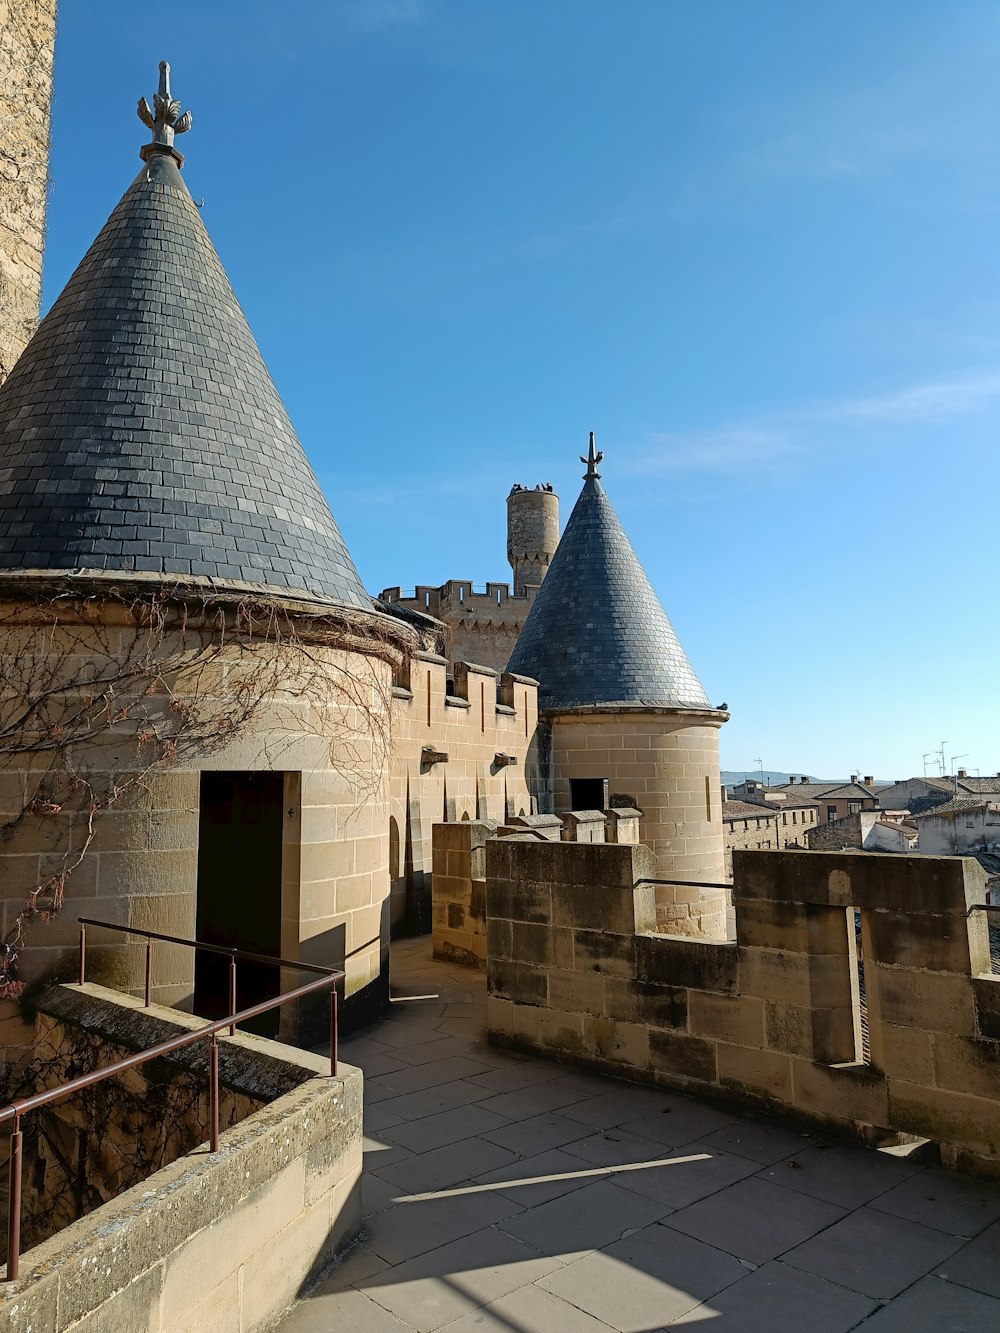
<box><xmin>137</xmin><ymin>60</ymin><xmax>192</xmax><ymax>164</ymax></box>
<box><xmin>580</xmin><ymin>431</ymin><xmax>604</xmax><ymax>480</ymax></box>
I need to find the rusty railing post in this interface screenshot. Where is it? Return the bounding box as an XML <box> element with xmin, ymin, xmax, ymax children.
<box><xmin>78</xmin><ymin>922</ymin><xmax>86</xmax><ymax>986</ymax></box>
<box><xmin>209</xmin><ymin>1033</ymin><xmax>220</xmax><ymax>1153</ymax></box>
<box><xmin>330</xmin><ymin>984</ymin><xmax>338</xmax><ymax>1077</ymax></box>
<box><xmin>144</xmin><ymin>938</ymin><xmax>152</xmax><ymax>1008</ymax></box>
<box><xmin>7</xmin><ymin>1113</ymin><xmax>23</xmax><ymax>1281</ymax></box>
<box><xmin>229</xmin><ymin>954</ymin><xmax>237</xmax><ymax>1037</ymax></box>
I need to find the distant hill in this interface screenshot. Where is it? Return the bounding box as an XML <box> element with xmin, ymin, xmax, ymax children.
<box><xmin>721</xmin><ymin>770</ymin><xmax>818</xmax><ymax>787</ymax></box>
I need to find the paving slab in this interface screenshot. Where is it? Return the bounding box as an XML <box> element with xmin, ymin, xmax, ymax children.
<box><xmin>612</xmin><ymin>1142</ymin><xmax>761</xmax><ymax>1210</ymax></box>
<box><xmin>664</xmin><ymin>1176</ymin><xmax>847</xmax><ymax>1264</ymax></box>
<box><xmin>618</xmin><ymin>1100</ymin><xmax>740</xmax><ymax>1149</ymax></box>
<box><xmin>463</xmin><ymin>1060</ymin><xmax>568</xmax><ymax>1094</ymax></box>
<box><xmin>498</xmin><ymin>1178</ymin><xmax>673</xmax><ymax>1261</ymax></box>
<box><xmin>434</xmin><ymin>1278</ymin><xmax>617</xmax><ymax>1331</ymax></box>
<box><xmin>481</xmin><ymin>1110</ymin><xmax>596</xmax><ymax>1156</ymax></box>
<box><xmin>364</xmin><ymin>1189</ymin><xmax>524</xmax><ymax>1266</ymax></box>
<box><xmin>698</xmin><ymin>1117</ymin><xmax>832</xmax><ymax>1165</ymax></box>
<box><xmin>538</xmin><ymin>1222</ymin><xmax>748</xmax><ymax>1330</ymax></box>
<box><xmin>935</xmin><ymin>1219</ymin><xmax>1000</xmax><ymax>1299</ymax></box>
<box><xmin>782</xmin><ymin>1204</ymin><xmax>964</xmax><ymax>1299</ymax></box>
<box><xmin>374</xmin><ymin>1137</ymin><xmax>519</xmax><ymax>1195</ymax></box>
<box><xmin>381</xmin><ymin>1104</ymin><xmax>513</xmax><ymax>1154</ymax></box>
<box><xmin>870</xmin><ymin>1165</ymin><xmax>1000</xmax><ymax>1236</ymax></box>
<box><xmin>377</xmin><ymin>1080</ymin><xmax>501</xmax><ymax>1124</ymax></box>
<box><xmin>754</xmin><ymin>1142</ymin><xmax>922</xmax><ymax>1210</ymax></box>
<box><xmin>471</xmin><ymin>1148</ymin><xmax>604</xmax><ymax>1206</ymax></box>
<box><xmin>358</xmin><ymin>1226</ymin><xmax>564</xmax><ymax>1332</ymax></box>
<box><xmin>274</xmin><ymin>1286</ymin><xmax>414</xmax><ymax>1333</ymax></box>
<box><xmin>854</xmin><ymin>1273</ymin><xmax>1000</xmax><ymax>1331</ymax></box>
<box><xmin>473</xmin><ymin>1082</ymin><xmax>591</xmax><ymax>1119</ymax></box>
<box><xmin>365</xmin><ymin>1057</ymin><xmax>495</xmax><ymax>1098</ymax></box>
<box><xmin>669</xmin><ymin>1260</ymin><xmax>876</xmax><ymax>1331</ymax></box>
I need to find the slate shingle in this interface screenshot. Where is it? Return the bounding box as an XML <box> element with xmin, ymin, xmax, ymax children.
<box><xmin>506</xmin><ymin>475</ymin><xmax>710</xmax><ymax>711</ymax></box>
<box><xmin>0</xmin><ymin>151</ymin><xmax>370</xmax><ymax>608</ymax></box>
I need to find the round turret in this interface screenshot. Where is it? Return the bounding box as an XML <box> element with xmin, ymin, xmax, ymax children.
<box><xmin>507</xmin><ymin>483</ymin><xmax>560</xmax><ymax>596</ymax></box>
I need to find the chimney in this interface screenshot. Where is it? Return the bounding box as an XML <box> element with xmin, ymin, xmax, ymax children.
<box><xmin>864</xmin><ymin>776</ymin><xmax>873</xmax><ymax>786</ymax></box>
<box><xmin>850</xmin><ymin>773</ymin><xmax>859</xmax><ymax>784</ymax></box>
<box><xmin>957</xmin><ymin>768</ymin><xmax>968</xmax><ymax>780</ymax></box>
<box><xmin>721</xmin><ymin>784</ymin><xmax>729</xmax><ymax>803</ymax></box>
<box><xmin>801</xmin><ymin>775</ymin><xmax>808</xmax><ymax>784</ymax></box>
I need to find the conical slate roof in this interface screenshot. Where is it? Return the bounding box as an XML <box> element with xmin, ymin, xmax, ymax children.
<box><xmin>0</xmin><ymin>81</ymin><xmax>369</xmax><ymax>608</ymax></box>
<box><xmin>507</xmin><ymin>443</ymin><xmax>710</xmax><ymax>711</ymax></box>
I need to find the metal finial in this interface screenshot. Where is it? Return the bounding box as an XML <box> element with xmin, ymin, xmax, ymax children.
<box><xmin>580</xmin><ymin>431</ymin><xmax>603</xmax><ymax>480</ymax></box>
<box><xmin>137</xmin><ymin>60</ymin><xmax>192</xmax><ymax>164</ymax></box>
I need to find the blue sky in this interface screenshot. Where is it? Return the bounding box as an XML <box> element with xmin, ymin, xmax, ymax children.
<box><xmin>44</xmin><ymin>1</ymin><xmax>1000</xmax><ymax>780</ymax></box>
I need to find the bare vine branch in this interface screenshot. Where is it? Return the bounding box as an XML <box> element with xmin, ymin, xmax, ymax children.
<box><xmin>0</xmin><ymin>583</ymin><xmax>410</xmax><ymax>995</ymax></box>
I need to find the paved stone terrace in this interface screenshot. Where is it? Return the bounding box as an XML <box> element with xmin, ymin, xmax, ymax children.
<box><xmin>278</xmin><ymin>937</ymin><xmax>1000</xmax><ymax>1332</ymax></box>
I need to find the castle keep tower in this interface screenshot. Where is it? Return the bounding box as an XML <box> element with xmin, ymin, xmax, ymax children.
<box><xmin>507</xmin><ymin>434</ymin><xmax>729</xmax><ymax>936</ymax></box>
<box><xmin>381</xmin><ymin>481</ymin><xmax>560</xmax><ymax>673</ymax></box>
<box><xmin>0</xmin><ymin>0</ymin><xmax>58</xmax><ymax>384</ymax></box>
<box><xmin>507</xmin><ymin>482</ymin><xmax>559</xmax><ymax>595</ymax></box>
<box><xmin>0</xmin><ymin>62</ymin><xmax>412</xmax><ymax>1040</ymax></box>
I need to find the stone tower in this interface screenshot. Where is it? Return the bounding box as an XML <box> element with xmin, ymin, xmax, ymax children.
<box><xmin>0</xmin><ymin>60</ymin><xmax>412</xmax><ymax>1039</ymax></box>
<box><xmin>507</xmin><ymin>433</ymin><xmax>729</xmax><ymax>937</ymax></box>
<box><xmin>0</xmin><ymin>0</ymin><xmax>58</xmax><ymax>384</ymax></box>
<box><xmin>507</xmin><ymin>482</ymin><xmax>559</xmax><ymax>595</ymax></box>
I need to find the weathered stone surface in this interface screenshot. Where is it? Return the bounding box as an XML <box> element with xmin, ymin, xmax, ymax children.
<box><xmin>2</xmin><ymin>982</ymin><xmax>361</xmax><ymax>1333</ymax></box>
<box><xmin>636</xmin><ymin>934</ymin><xmax>738</xmax><ymax>993</ymax></box>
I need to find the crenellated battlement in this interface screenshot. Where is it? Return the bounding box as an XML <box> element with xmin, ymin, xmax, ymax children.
<box><xmin>380</xmin><ymin>581</ymin><xmax>543</xmax><ymax>673</ymax></box>
<box><xmin>380</xmin><ymin>480</ymin><xmax>560</xmax><ymax>675</ymax></box>
<box><xmin>382</xmin><ymin>579</ymin><xmax>540</xmax><ymax>615</ymax></box>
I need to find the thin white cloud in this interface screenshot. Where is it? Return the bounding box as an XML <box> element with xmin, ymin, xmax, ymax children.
<box><xmin>334</xmin><ymin>0</ymin><xmax>427</xmax><ymax>34</ymax></box>
<box><xmin>627</xmin><ymin>367</ymin><xmax>1000</xmax><ymax>476</ymax></box>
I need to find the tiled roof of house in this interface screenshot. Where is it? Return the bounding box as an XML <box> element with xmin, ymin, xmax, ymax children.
<box><xmin>723</xmin><ymin>800</ymin><xmax>777</xmax><ymax>822</ymax></box>
<box><xmin>0</xmin><ymin>89</ymin><xmax>370</xmax><ymax>608</ymax></box>
<box><xmin>818</xmin><ymin>783</ymin><xmax>880</xmax><ymax>801</ymax></box>
<box><xmin>957</xmin><ymin>777</ymin><xmax>1000</xmax><ymax>795</ymax></box>
<box><xmin>912</xmin><ymin>798</ymin><xmax>994</xmax><ymax>819</ymax></box>
<box><xmin>774</xmin><ymin>781</ymin><xmax>876</xmax><ymax>801</ymax></box>
<box><xmin>507</xmin><ymin>445</ymin><xmax>711</xmax><ymax>711</ymax></box>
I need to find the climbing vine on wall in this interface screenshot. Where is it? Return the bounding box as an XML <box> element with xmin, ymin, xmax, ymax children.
<box><xmin>0</xmin><ymin>581</ymin><xmax>410</xmax><ymax>996</ymax></box>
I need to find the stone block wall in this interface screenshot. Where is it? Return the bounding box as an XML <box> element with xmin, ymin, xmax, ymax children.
<box><xmin>806</xmin><ymin>810</ymin><xmax>870</xmax><ymax>850</ymax></box>
<box><xmin>723</xmin><ymin>806</ymin><xmax>780</xmax><ymax>876</ymax></box>
<box><xmin>4</xmin><ymin>982</ymin><xmax>323</xmax><ymax>1253</ymax></box>
<box><xmin>543</xmin><ymin>712</ymin><xmax>727</xmax><ymax>936</ymax></box>
<box><xmin>0</xmin><ymin>981</ymin><xmax>362</xmax><ymax>1331</ymax></box>
<box><xmin>486</xmin><ymin>842</ymin><xmax>1000</xmax><ymax>1177</ymax></box>
<box><xmin>431</xmin><ymin>820</ymin><xmax>493</xmax><ymax>967</ymax></box>
<box><xmin>381</xmin><ymin>583</ymin><xmax>540</xmax><ymax>674</ymax></box>
<box><xmin>388</xmin><ymin>653</ymin><xmax>537</xmax><ymax>933</ymax></box>
<box><xmin>0</xmin><ymin>0</ymin><xmax>56</xmax><ymax>384</ymax></box>
<box><xmin>0</xmin><ymin>598</ymin><xmax>398</xmax><ymax>1054</ymax></box>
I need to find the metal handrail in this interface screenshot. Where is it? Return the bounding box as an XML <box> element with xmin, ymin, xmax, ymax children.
<box><xmin>969</xmin><ymin>903</ymin><xmax>1000</xmax><ymax>913</ymax></box>
<box><xmin>1</xmin><ymin>918</ymin><xmax>344</xmax><ymax>1282</ymax></box>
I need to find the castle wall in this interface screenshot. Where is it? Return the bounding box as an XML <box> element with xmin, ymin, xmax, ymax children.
<box><xmin>0</xmin><ymin>592</ymin><xmax>400</xmax><ymax>1056</ymax></box>
<box><xmin>543</xmin><ymin>712</ymin><xmax>727</xmax><ymax>936</ymax></box>
<box><xmin>486</xmin><ymin>842</ymin><xmax>1000</xmax><ymax>1178</ymax></box>
<box><xmin>381</xmin><ymin>581</ymin><xmax>539</xmax><ymax>674</ymax></box>
<box><xmin>387</xmin><ymin>654</ymin><xmax>537</xmax><ymax>932</ymax></box>
<box><xmin>0</xmin><ymin>0</ymin><xmax>57</xmax><ymax>384</ymax></box>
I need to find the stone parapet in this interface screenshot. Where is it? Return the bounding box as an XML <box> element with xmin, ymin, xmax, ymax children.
<box><xmin>0</xmin><ymin>982</ymin><xmax>362</xmax><ymax>1330</ymax></box>
<box><xmin>561</xmin><ymin>809</ymin><xmax>606</xmax><ymax>843</ymax></box>
<box><xmin>485</xmin><ymin>843</ymin><xmax>1000</xmax><ymax>1178</ymax></box>
<box><xmin>431</xmin><ymin>820</ymin><xmax>497</xmax><ymax>967</ymax></box>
